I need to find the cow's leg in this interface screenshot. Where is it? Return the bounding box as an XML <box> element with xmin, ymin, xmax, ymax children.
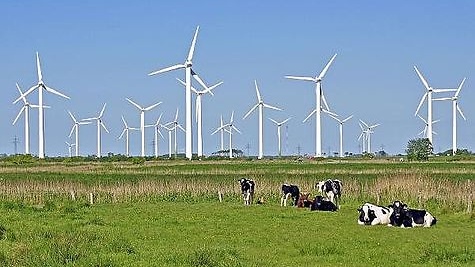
<box><xmin>284</xmin><ymin>193</ymin><xmax>291</xmax><ymax>206</ymax></box>
<box><xmin>280</xmin><ymin>193</ymin><xmax>285</xmax><ymax>206</ymax></box>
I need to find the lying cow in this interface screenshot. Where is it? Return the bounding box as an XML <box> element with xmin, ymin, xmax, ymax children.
<box><xmin>388</xmin><ymin>200</ymin><xmax>437</xmax><ymax>228</ymax></box>
<box><xmin>281</xmin><ymin>184</ymin><xmax>300</xmax><ymax>206</ymax></box>
<box><xmin>310</xmin><ymin>195</ymin><xmax>337</xmax><ymax>212</ymax></box>
<box><xmin>357</xmin><ymin>203</ymin><xmax>391</xmax><ymax>225</ymax></box>
<box><xmin>238</xmin><ymin>178</ymin><xmax>255</xmax><ymax>206</ymax></box>
<box><xmin>296</xmin><ymin>193</ymin><xmax>312</xmax><ymax>208</ymax></box>
<box><xmin>315</xmin><ymin>179</ymin><xmax>342</xmax><ymax>207</ymax></box>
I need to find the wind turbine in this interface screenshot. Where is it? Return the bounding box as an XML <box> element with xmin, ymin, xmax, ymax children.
<box><xmin>359</xmin><ymin>120</ymin><xmax>380</xmax><ymax>154</ymax></box>
<box><xmin>83</xmin><ymin>103</ymin><xmax>109</xmax><ymax>158</ymax></box>
<box><xmin>328</xmin><ymin>114</ymin><xmax>353</xmax><ymax>158</ymax></box>
<box><xmin>67</xmin><ymin>111</ymin><xmax>91</xmax><ymax>157</ymax></box>
<box><xmin>161</xmin><ymin>124</ymin><xmax>174</xmax><ymax>158</ymax></box>
<box><xmin>243</xmin><ymin>80</ymin><xmax>282</xmax><ymax>159</ymax></box>
<box><xmin>358</xmin><ymin>122</ymin><xmax>368</xmax><ymax>154</ymax></box>
<box><xmin>13</xmin><ymin>52</ymin><xmax>70</xmax><ymax>158</ymax></box>
<box><xmin>65</xmin><ymin>141</ymin><xmax>75</xmax><ymax>158</ymax></box>
<box><xmin>151</xmin><ymin>114</ymin><xmax>164</xmax><ymax>158</ymax></box>
<box><xmin>414</xmin><ymin>66</ymin><xmax>457</xmax><ymax>145</ymax></box>
<box><xmin>285</xmin><ymin>53</ymin><xmax>337</xmax><ymax>157</ymax></box>
<box><xmin>433</xmin><ymin>78</ymin><xmax>467</xmax><ymax>155</ymax></box>
<box><xmin>149</xmin><ymin>26</ymin><xmax>208</xmax><ymax>160</ymax></box>
<box><xmin>177</xmin><ymin>78</ymin><xmax>223</xmax><ymax>158</ymax></box>
<box><xmin>417</xmin><ymin>114</ymin><xmax>439</xmax><ymax>137</ymax></box>
<box><xmin>164</xmin><ymin>109</ymin><xmax>185</xmax><ymax>158</ymax></box>
<box><xmin>12</xmin><ymin>83</ymin><xmax>41</xmax><ymax>155</ymax></box>
<box><xmin>268</xmin><ymin>117</ymin><xmax>291</xmax><ymax>157</ymax></box>
<box><xmin>118</xmin><ymin>116</ymin><xmax>139</xmax><ymax>157</ymax></box>
<box><xmin>126</xmin><ymin>98</ymin><xmax>161</xmax><ymax>157</ymax></box>
<box><xmin>212</xmin><ymin>111</ymin><xmax>241</xmax><ymax>158</ymax></box>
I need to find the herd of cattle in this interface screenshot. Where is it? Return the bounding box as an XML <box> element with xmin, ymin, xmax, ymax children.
<box><xmin>238</xmin><ymin>178</ymin><xmax>437</xmax><ymax>228</ymax></box>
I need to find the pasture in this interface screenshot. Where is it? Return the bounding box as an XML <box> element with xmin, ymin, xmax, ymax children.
<box><xmin>0</xmin><ymin>158</ymin><xmax>474</xmax><ymax>266</ymax></box>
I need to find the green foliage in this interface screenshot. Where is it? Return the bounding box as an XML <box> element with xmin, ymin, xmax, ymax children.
<box><xmin>406</xmin><ymin>138</ymin><xmax>433</xmax><ymax>161</ymax></box>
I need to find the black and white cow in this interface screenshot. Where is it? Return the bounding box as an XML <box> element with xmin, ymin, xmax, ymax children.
<box><xmin>388</xmin><ymin>200</ymin><xmax>437</xmax><ymax>228</ymax></box>
<box><xmin>310</xmin><ymin>195</ymin><xmax>338</xmax><ymax>212</ymax></box>
<box><xmin>238</xmin><ymin>178</ymin><xmax>255</xmax><ymax>206</ymax></box>
<box><xmin>315</xmin><ymin>179</ymin><xmax>342</xmax><ymax>207</ymax></box>
<box><xmin>357</xmin><ymin>203</ymin><xmax>392</xmax><ymax>226</ymax></box>
<box><xmin>281</xmin><ymin>184</ymin><xmax>300</xmax><ymax>206</ymax></box>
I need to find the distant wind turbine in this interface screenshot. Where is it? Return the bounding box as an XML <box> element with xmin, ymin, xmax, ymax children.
<box><xmin>164</xmin><ymin>109</ymin><xmax>185</xmax><ymax>158</ymax></box>
<box><xmin>67</xmin><ymin>111</ymin><xmax>91</xmax><ymax>157</ymax></box>
<box><xmin>243</xmin><ymin>80</ymin><xmax>282</xmax><ymax>159</ymax></box>
<box><xmin>433</xmin><ymin>78</ymin><xmax>467</xmax><ymax>155</ymax></box>
<box><xmin>65</xmin><ymin>141</ymin><xmax>75</xmax><ymax>158</ymax></box>
<box><xmin>13</xmin><ymin>52</ymin><xmax>70</xmax><ymax>158</ymax></box>
<box><xmin>359</xmin><ymin>119</ymin><xmax>380</xmax><ymax>154</ymax></box>
<box><xmin>212</xmin><ymin>111</ymin><xmax>241</xmax><ymax>158</ymax></box>
<box><xmin>328</xmin><ymin>114</ymin><xmax>353</xmax><ymax>158</ymax></box>
<box><xmin>285</xmin><ymin>53</ymin><xmax>337</xmax><ymax>157</ymax></box>
<box><xmin>417</xmin><ymin>114</ymin><xmax>439</xmax><ymax>137</ymax></box>
<box><xmin>268</xmin><ymin>117</ymin><xmax>291</xmax><ymax>157</ymax></box>
<box><xmin>83</xmin><ymin>103</ymin><xmax>109</xmax><ymax>158</ymax></box>
<box><xmin>118</xmin><ymin>116</ymin><xmax>139</xmax><ymax>157</ymax></box>
<box><xmin>151</xmin><ymin>114</ymin><xmax>165</xmax><ymax>158</ymax></box>
<box><xmin>126</xmin><ymin>98</ymin><xmax>161</xmax><ymax>157</ymax></box>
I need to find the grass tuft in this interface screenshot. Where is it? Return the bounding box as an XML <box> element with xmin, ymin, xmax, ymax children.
<box><xmin>418</xmin><ymin>245</ymin><xmax>474</xmax><ymax>264</ymax></box>
<box><xmin>189</xmin><ymin>247</ymin><xmax>242</xmax><ymax>267</ymax></box>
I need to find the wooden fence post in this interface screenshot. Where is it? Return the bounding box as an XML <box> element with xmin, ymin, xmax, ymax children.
<box><xmin>89</xmin><ymin>192</ymin><xmax>94</xmax><ymax>205</ymax></box>
<box><xmin>218</xmin><ymin>191</ymin><xmax>223</xmax><ymax>203</ymax></box>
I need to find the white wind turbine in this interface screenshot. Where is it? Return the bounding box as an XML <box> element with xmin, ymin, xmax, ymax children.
<box><xmin>164</xmin><ymin>109</ymin><xmax>185</xmax><ymax>158</ymax></box>
<box><xmin>126</xmin><ymin>98</ymin><xmax>161</xmax><ymax>157</ymax></box>
<box><xmin>161</xmin><ymin>124</ymin><xmax>174</xmax><ymax>158</ymax></box>
<box><xmin>149</xmin><ymin>26</ymin><xmax>208</xmax><ymax>160</ymax></box>
<box><xmin>68</xmin><ymin>111</ymin><xmax>91</xmax><ymax>157</ymax></box>
<box><xmin>12</xmin><ymin>83</ymin><xmax>42</xmax><ymax>155</ymax></box>
<box><xmin>243</xmin><ymin>80</ymin><xmax>282</xmax><ymax>159</ymax></box>
<box><xmin>285</xmin><ymin>54</ymin><xmax>337</xmax><ymax>157</ymax></box>
<box><xmin>417</xmin><ymin>114</ymin><xmax>439</xmax><ymax>137</ymax></box>
<box><xmin>358</xmin><ymin>122</ymin><xmax>368</xmax><ymax>154</ymax></box>
<box><xmin>83</xmin><ymin>103</ymin><xmax>109</xmax><ymax>158</ymax></box>
<box><xmin>268</xmin><ymin>117</ymin><xmax>291</xmax><ymax>157</ymax></box>
<box><xmin>328</xmin><ymin>114</ymin><xmax>353</xmax><ymax>158</ymax></box>
<box><xmin>414</xmin><ymin>66</ymin><xmax>457</xmax><ymax>146</ymax></box>
<box><xmin>218</xmin><ymin>115</ymin><xmax>225</xmax><ymax>151</ymax></box>
<box><xmin>118</xmin><ymin>116</ymin><xmax>139</xmax><ymax>157</ymax></box>
<box><xmin>151</xmin><ymin>114</ymin><xmax>164</xmax><ymax>158</ymax></box>
<box><xmin>13</xmin><ymin>52</ymin><xmax>70</xmax><ymax>158</ymax></box>
<box><xmin>212</xmin><ymin>111</ymin><xmax>241</xmax><ymax>158</ymax></box>
<box><xmin>65</xmin><ymin>141</ymin><xmax>75</xmax><ymax>158</ymax></box>
<box><xmin>359</xmin><ymin>120</ymin><xmax>380</xmax><ymax>154</ymax></box>
<box><xmin>433</xmin><ymin>78</ymin><xmax>467</xmax><ymax>155</ymax></box>
<box><xmin>177</xmin><ymin>78</ymin><xmax>223</xmax><ymax>158</ymax></box>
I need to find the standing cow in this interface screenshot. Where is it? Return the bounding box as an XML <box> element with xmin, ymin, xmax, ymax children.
<box><xmin>281</xmin><ymin>184</ymin><xmax>300</xmax><ymax>206</ymax></box>
<box><xmin>238</xmin><ymin>178</ymin><xmax>255</xmax><ymax>206</ymax></box>
<box><xmin>388</xmin><ymin>200</ymin><xmax>437</xmax><ymax>228</ymax></box>
<box><xmin>315</xmin><ymin>179</ymin><xmax>342</xmax><ymax>208</ymax></box>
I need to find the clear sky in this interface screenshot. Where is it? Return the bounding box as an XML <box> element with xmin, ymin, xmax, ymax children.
<box><xmin>1</xmin><ymin>1</ymin><xmax>474</xmax><ymax>157</ymax></box>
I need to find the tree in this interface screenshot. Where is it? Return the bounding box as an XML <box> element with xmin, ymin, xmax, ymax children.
<box><xmin>406</xmin><ymin>138</ymin><xmax>433</xmax><ymax>161</ymax></box>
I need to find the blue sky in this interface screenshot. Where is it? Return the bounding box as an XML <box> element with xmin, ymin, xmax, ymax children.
<box><xmin>1</xmin><ymin>1</ymin><xmax>474</xmax><ymax>157</ymax></box>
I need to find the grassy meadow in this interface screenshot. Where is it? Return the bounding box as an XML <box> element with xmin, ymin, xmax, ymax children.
<box><xmin>0</xmin><ymin>158</ymin><xmax>475</xmax><ymax>266</ymax></box>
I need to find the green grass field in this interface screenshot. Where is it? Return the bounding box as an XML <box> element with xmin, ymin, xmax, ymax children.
<box><xmin>0</xmin><ymin>159</ymin><xmax>474</xmax><ymax>266</ymax></box>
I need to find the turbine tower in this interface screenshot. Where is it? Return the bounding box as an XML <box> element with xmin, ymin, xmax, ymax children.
<box><xmin>269</xmin><ymin>117</ymin><xmax>291</xmax><ymax>157</ymax></box>
<box><xmin>13</xmin><ymin>52</ymin><xmax>70</xmax><ymax>158</ymax></box>
<box><xmin>243</xmin><ymin>80</ymin><xmax>282</xmax><ymax>159</ymax></box>
<box><xmin>414</xmin><ymin>66</ymin><xmax>456</xmax><ymax>146</ymax></box>
<box><xmin>151</xmin><ymin>114</ymin><xmax>164</xmax><ymax>158</ymax></box>
<box><xmin>164</xmin><ymin>109</ymin><xmax>185</xmax><ymax>158</ymax></box>
<box><xmin>126</xmin><ymin>98</ymin><xmax>161</xmax><ymax>157</ymax></box>
<box><xmin>328</xmin><ymin>114</ymin><xmax>353</xmax><ymax>158</ymax></box>
<box><xmin>212</xmin><ymin>111</ymin><xmax>241</xmax><ymax>158</ymax></box>
<box><xmin>149</xmin><ymin>26</ymin><xmax>208</xmax><ymax>160</ymax></box>
<box><xmin>161</xmin><ymin>124</ymin><xmax>174</xmax><ymax>158</ymax></box>
<box><xmin>433</xmin><ymin>78</ymin><xmax>467</xmax><ymax>155</ymax></box>
<box><xmin>285</xmin><ymin>53</ymin><xmax>337</xmax><ymax>157</ymax></box>
<box><xmin>177</xmin><ymin>78</ymin><xmax>223</xmax><ymax>158</ymax></box>
<box><xmin>67</xmin><ymin>111</ymin><xmax>91</xmax><ymax>157</ymax></box>
<box><xmin>83</xmin><ymin>103</ymin><xmax>109</xmax><ymax>158</ymax></box>
<box><xmin>118</xmin><ymin>116</ymin><xmax>139</xmax><ymax>157</ymax></box>
<box><xmin>12</xmin><ymin>83</ymin><xmax>42</xmax><ymax>155</ymax></box>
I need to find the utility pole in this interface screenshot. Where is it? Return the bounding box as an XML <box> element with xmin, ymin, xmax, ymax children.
<box><xmin>297</xmin><ymin>144</ymin><xmax>301</xmax><ymax>156</ymax></box>
<box><xmin>12</xmin><ymin>136</ymin><xmax>20</xmax><ymax>155</ymax></box>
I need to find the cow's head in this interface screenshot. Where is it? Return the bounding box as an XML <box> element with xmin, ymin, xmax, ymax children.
<box><xmin>358</xmin><ymin>204</ymin><xmax>376</xmax><ymax>225</ymax></box>
<box><xmin>389</xmin><ymin>200</ymin><xmax>408</xmax><ymax>221</ymax></box>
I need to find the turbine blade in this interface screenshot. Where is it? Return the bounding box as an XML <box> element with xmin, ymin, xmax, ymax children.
<box><xmin>176</xmin><ymin>78</ymin><xmax>199</xmax><ymax>94</ymax></box>
<box><xmin>321</xmin><ymin>89</ymin><xmax>330</xmax><ymax>111</ymax></box>
<box><xmin>156</xmin><ymin>113</ymin><xmax>163</xmax><ymax>126</ymax></box>
<box><xmin>15</xmin><ymin>83</ymin><xmax>28</xmax><ymax>105</ymax></box>
<box><xmin>415</xmin><ymin>93</ymin><xmax>427</xmax><ymax>116</ymax></box>
<box><xmin>254</xmin><ymin>80</ymin><xmax>262</xmax><ymax>102</ymax></box>
<box><xmin>457</xmin><ymin>104</ymin><xmax>466</xmax><ymax>120</ymax></box>
<box><xmin>455</xmin><ymin>78</ymin><xmax>466</xmax><ymax>97</ymax></box>
<box><xmin>268</xmin><ymin>118</ymin><xmax>279</xmax><ymax>125</ymax></box>
<box><xmin>126</xmin><ymin>98</ymin><xmax>142</xmax><ymax>110</ymax></box>
<box><xmin>175</xmin><ymin>108</ymin><xmax>179</xmax><ymax>121</ymax></box>
<box><xmin>118</xmin><ymin>129</ymin><xmax>126</xmax><ymax>140</ymax></box>
<box><xmin>232</xmin><ymin>125</ymin><xmax>241</xmax><ymax>134</ymax></box>
<box><xmin>36</xmin><ymin>52</ymin><xmax>43</xmax><ymax>82</ymax></box>
<box><xmin>359</xmin><ymin>119</ymin><xmax>369</xmax><ymax>128</ymax></box>
<box><xmin>417</xmin><ymin>114</ymin><xmax>428</xmax><ymax>124</ymax></box>
<box><xmin>191</xmin><ymin>69</ymin><xmax>209</xmax><ymax>90</ymax></box>
<box><xmin>230</xmin><ymin>111</ymin><xmax>234</xmax><ymax>123</ymax></box>
<box><xmin>144</xmin><ymin>102</ymin><xmax>162</xmax><ymax>111</ymax></box>
<box><xmin>263</xmin><ymin>103</ymin><xmax>282</xmax><ymax>111</ymax></box>
<box><xmin>342</xmin><ymin>115</ymin><xmax>354</xmax><ymax>123</ymax></box>
<box><xmin>99</xmin><ymin>103</ymin><xmax>107</xmax><ymax>117</ymax></box>
<box><xmin>433</xmin><ymin>89</ymin><xmax>457</xmax><ymax>93</ymax></box>
<box><xmin>187</xmin><ymin>26</ymin><xmax>200</xmax><ymax>62</ymax></box>
<box><xmin>243</xmin><ymin>104</ymin><xmax>259</xmax><ymax>119</ymax></box>
<box><xmin>281</xmin><ymin>117</ymin><xmax>292</xmax><ymax>125</ymax></box>
<box><xmin>148</xmin><ymin>64</ymin><xmax>185</xmax><ymax>76</ymax></box>
<box><xmin>303</xmin><ymin>109</ymin><xmax>317</xmax><ymax>123</ymax></box>
<box><xmin>318</xmin><ymin>53</ymin><xmax>337</xmax><ymax>80</ymax></box>
<box><xmin>12</xmin><ymin>107</ymin><xmax>25</xmax><ymax>125</ymax></box>
<box><xmin>327</xmin><ymin>113</ymin><xmax>340</xmax><ymax>123</ymax></box>
<box><xmin>322</xmin><ymin>109</ymin><xmax>338</xmax><ymax>117</ymax></box>
<box><xmin>69</xmin><ymin>125</ymin><xmax>76</xmax><ymax>138</ymax></box>
<box><xmin>414</xmin><ymin>66</ymin><xmax>430</xmax><ymax>91</ymax></box>
<box><xmin>204</xmin><ymin>81</ymin><xmax>223</xmax><ymax>96</ymax></box>
<box><xmin>121</xmin><ymin>116</ymin><xmax>128</xmax><ymax>127</ymax></box>
<box><xmin>13</xmin><ymin>85</ymin><xmax>38</xmax><ymax>104</ymax></box>
<box><xmin>177</xmin><ymin>124</ymin><xmax>186</xmax><ymax>132</ymax></box>
<box><xmin>44</xmin><ymin>85</ymin><xmax>70</xmax><ymax>99</ymax></box>
<box><xmin>101</xmin><ymin>121</ymin><xmax>109</xmax><ymax>133</ymax></box>
<box><xmin>285</xmin><ymin>75</ymin><xmax>316</xmax><ymax>82</ymax></box>
<box><xmin>68</xmin><ymin>111</ymin><xmax>77</xmax><ymax>123</ymax></box>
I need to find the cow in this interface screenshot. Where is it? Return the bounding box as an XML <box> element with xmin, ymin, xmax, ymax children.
<box><xmin>388</xmin><ymin>200</ymin><xmax>437</xmax><ymax>228</ymax></box>
<box><xmin>281</xmin><ymin>184</ymin><xmax>300</xmax><ymax>206</ymax></box>
<box><xmin>357</xmin><ymin>203</ymin><xmax>392</xmax><ymax>225</ymax></box>
<box><xmin>238</xmin><ymin>178</ymin><xmax>255</xmax><ymax>206</ymax></box>
<box><xmin>310</xmin><ymin>195</ymin><xmax>338</xmax><ymax>212</ymax></box>
<box><xmin>315</xmin><ymin>179</ymin><xmax>342</xmax><ymax>208</ymax></box>
<box><xmin>296</xmin><ymin>193</ymin><xmax>312</xmax><ymax>208</ymax></box>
